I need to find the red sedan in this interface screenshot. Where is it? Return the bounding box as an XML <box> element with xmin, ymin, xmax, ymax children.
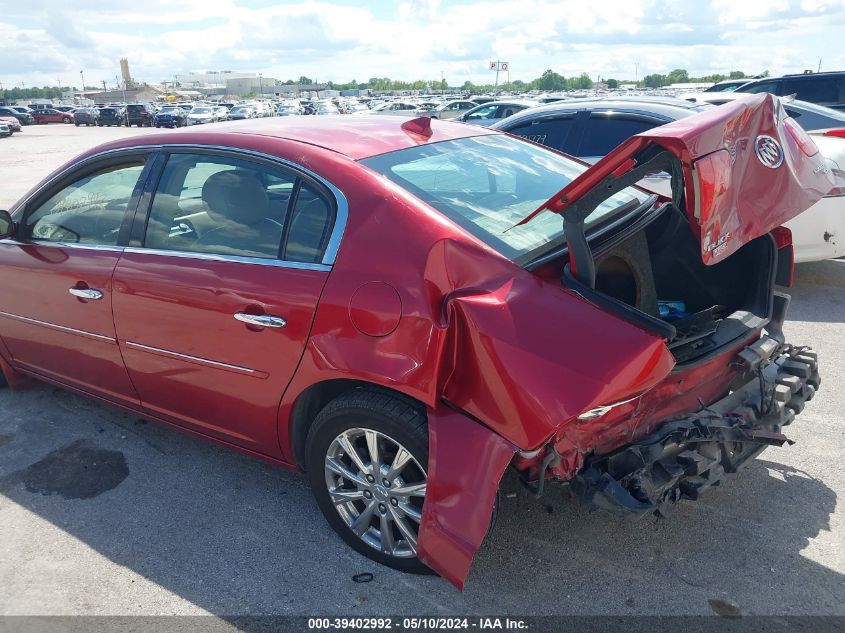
<box><xmin>32</xmin><ymin>108</ymin><xmax>74</xmax><ymax>124</ymax></box>
<box><xmin>0</xmin><ymin>95</ymin><xmax>832</xmax><ymax>588</ymax></box>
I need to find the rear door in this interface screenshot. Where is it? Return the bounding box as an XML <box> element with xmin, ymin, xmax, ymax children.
<box><xmin>0</xmin><ymin>152</ymin><xmax>153</xmax><ymax>404</ymax></box>
<box><xmin>112</xmin><ymin>149</ymin><xmax>342</xmax><ymax>455</ymax></box>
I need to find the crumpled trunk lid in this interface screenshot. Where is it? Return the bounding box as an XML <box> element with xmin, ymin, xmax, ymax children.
<box><xmin>520</xmin><ymin>94</ymin><xmax>836</xmax><ymax>265</ymax></box>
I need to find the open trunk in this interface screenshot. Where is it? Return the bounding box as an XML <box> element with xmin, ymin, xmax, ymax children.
<box><xmin>567</xmin><ymin>203</ymin><xmax>776</xmax><ymax>364</ymax></box>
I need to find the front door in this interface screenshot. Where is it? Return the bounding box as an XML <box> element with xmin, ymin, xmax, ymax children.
<box><xmin>0</xmin><ymin>157</ymin><xmax>150</xmax><ymax>405</ymax></box>
<box><xmin>112</xmin><ymin>150</ymin><xmax>339</xmax><ymax>456</ymax></box>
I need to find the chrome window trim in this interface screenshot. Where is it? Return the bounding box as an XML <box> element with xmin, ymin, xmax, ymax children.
<box><xmin>0</xmin><ymin>310</ymin><xmax>116</xmax><ymax>344</ymax></box>
<box><xmin>10</xmin><ymin>143</ymin><xmax>349</xmax><ymax>267</ymax></box>
<box><xmin>123</xmin><ymin>340</ymin><xmax>265</xmax><ymax>377</ymax></box>
<box><xmin>123</xmin><ymin>247</ymin><xmax>331</xmax><ymax>271</ymax></box>
<box><xmin>0</xmin><ymin>240</ymin><xmax>125</xmax><ymax>253</ymax></box>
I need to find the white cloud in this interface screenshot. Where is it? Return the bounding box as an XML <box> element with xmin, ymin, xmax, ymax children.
<box><xmin>0</xmin><ymin>0</ymin><xmax>843</xmax><ymax>89</ymax></box>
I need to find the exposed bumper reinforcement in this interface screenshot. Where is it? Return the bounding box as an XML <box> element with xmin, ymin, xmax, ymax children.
<box><xmin>571</xmin><ymin>343</ymin><xmax>820</xmax><ymax>516</ymax></box>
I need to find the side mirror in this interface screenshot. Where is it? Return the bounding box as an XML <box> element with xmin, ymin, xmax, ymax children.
<box><xmin>0</xmin><ymin>210</ymin><xmax>16</xmax><ymax>239</ymax></box>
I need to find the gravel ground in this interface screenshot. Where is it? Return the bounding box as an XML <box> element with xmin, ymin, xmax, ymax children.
<box><xmin>0</xmin><ymin>125</ymin><xmax>843</xmax><ymax>617</ymax></box>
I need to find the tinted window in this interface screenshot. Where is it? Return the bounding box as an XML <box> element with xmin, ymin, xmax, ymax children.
<box><xmin>783</xmin><ymin>103</ymin><xmax>845</xmax><ymax>131</ymax></box>
<box><xmin>24</xmin><ymin>162</ymin><xmax>145</xmax><ymax>245</ymax></box>
<box><xmin>505</xmin><ymin>116</ymin><xmax>577</xmax><ymax>153</ymax></box>
<box><xmin>783</xmin><ymin>77</ymin><xmax>842</xmax><ymax>104</ymax></box>
<box><xmin>144</xmin><ymin>153</ymin><xmax>334</xmax><ymax>263</ymax></box>
<box><xmin>739</xmin><ymin>81</ymin><xmax>779</xmax><ymax>94</ymax></box>
<box><xmin>577</xmin><ymin>115</ymin><xmax>660</xmax><ymax>157</ymax></box>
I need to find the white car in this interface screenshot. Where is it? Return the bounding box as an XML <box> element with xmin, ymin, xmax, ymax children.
<box><xmin>0</xmin><ymin>121</ymin><xmax>10</xmax><ymax>138</ymax></box>
<box><xmin>186</xmin><ymin>106</ymin><xmax>219</xmax><ymax>125</ymax></box>
<box><xmin>363</xmin><ymin>101</ymin><xmax>423</xmax><ymax>116</ymax></box>
<box><xmin>683</xmin><ymin>94</ymin><xmax>845</xmax><ymax>262</ymax></box>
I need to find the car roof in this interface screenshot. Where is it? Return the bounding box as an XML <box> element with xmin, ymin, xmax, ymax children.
<box><xmin>493</xmin><ymin>96</ymin><xmax>708</xmax><ymax>128</ymax></box>
<box><xmin>101</xmin><ymin>115</ymin><xmax>497</xmax><ymax>160</ymax></box>
<box><xmin>469</xmin><ymin>99</ymin><xmax>536</xmax><ymax>108</ymax></box>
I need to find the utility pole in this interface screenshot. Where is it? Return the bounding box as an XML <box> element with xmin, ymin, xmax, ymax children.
<box><xmin>635</xmin><ymin>62</ymin><xmax>639</xmax><ymax>88</ymax></box>
<box><xmin>80</xmin><ymin>70</ymin><xmax>85</xmax><ymax>99</ymax></box>
<box><xmin>259</xmin><ymin>73</ymin><xmax>263</xmax><ymax>97</ymax></box>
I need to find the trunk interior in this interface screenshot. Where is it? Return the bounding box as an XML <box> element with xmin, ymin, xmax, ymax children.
<box><xmin>572</xmin><ymin>205</ymin><xmax>776</xmax><ymax>364</ymax></box>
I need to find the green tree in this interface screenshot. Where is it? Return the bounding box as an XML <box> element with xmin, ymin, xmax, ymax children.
<box><xmin>297</xmin><ymin>76</ymin><xmax>313</xmax><ymax>85</ymax></box>
<box><xmin>537</xmin><ymin>69</ymin><xmax>566</xmax><ymax>91</ymax></box>
<box><xmin>666</xmin><ymin>68</ymin><xmax>689</xmax><ymax>84</ymax></box>
<box><xmin>643</xmin><ymin>73</ymin><xmax>667</xmax><ymax>88</ymax></box>
<box><xmin>572</xmin><ymin>72</ymin><xmax>593</xmax><ymax>89</ymax></box>
<box><xmin>606</xmin><ymin>78</ymin><xmax>618</xmax><ymax>89</ymax></box>
<box><xmin>728</xmin><ymin>71</ymin><xmax>746</xmax><ymax>79</ymax></box>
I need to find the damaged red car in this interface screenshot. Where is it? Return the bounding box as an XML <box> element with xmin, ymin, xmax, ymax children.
<box><xmin>0</xmin><ymin>94</ymin><xmax>833</xmax><ymax>589</ymax></box>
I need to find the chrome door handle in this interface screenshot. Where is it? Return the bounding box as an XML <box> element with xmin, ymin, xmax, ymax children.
<box><xmin>234</xmin><ymin>313</ymin><xmax>287</xmax><ymax>328</ymax></box>
<box><xmin>69</xmin><ymin>287</ymin><xmax>103</xmax><ymax>300</ymax></box>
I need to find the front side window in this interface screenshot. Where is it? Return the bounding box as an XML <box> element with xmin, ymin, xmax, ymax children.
<box><xmin>23</xmin><ymin>161</ymin><xmax>145</xmax><ymax>245</ymax></box>
<box><xmin>740</xmin><ymin>81</ymin><xmax>779</xmax><ymax>95</ymax></box>
<box><xmin>362</xmin><ymin>134</ymin><xmax>644</xmax><ymax>262</ymax></box>
<box><xmin>144</xmin><ymin>153</ymin><xmax>335</xmax><ymax>263</ymax></box>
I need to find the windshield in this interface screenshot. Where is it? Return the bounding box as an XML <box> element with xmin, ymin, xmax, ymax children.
<box><xmin>362</xmin><ymin>134</ymin><xmax>645</xmax><ymax>261</ymax></box>
<box><xmin>192</xmin><ymin>108</ymin><xmax>212</xmax><ymax>114</ymax></box>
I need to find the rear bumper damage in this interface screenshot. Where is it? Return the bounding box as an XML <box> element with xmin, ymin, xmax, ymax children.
<box><xmin>570</xmin><ymin>341</ymin><xmax>820</xmax><ymax>516</ymax></box>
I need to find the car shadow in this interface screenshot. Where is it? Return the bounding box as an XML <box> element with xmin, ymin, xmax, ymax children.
<box><xmin>0</xmin><ymin>385</ymin><xmax>842</xmax><ymax>617</ymax></box>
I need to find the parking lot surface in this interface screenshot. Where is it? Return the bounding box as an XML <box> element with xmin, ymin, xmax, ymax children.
<box><xmin>0</xmin><ymin>125</ymin><xmax>843</xmax><ymax>617</ymax></box>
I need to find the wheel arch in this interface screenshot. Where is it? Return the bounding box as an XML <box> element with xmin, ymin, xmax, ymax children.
<box><xmin>287</xmin><ymin>378</ymin><xmax>427</xmax><ymax>471</ymax></box>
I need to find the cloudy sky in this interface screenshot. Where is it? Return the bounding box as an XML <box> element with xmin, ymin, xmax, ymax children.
<box><xmin>1</xmin><ymin>0</ymin><xmax>844</xmax><ymax>89</ymax></box>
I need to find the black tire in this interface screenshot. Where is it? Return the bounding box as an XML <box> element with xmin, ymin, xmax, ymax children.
<box><xmin>75</xmin><ymin>123</ymin><xmax>79</xmax><ymax>127</ymax></box>
<box><xmin>306</xmin><ymin>388</ymin><xmax>432</xmax><ymax>575</ymax></box>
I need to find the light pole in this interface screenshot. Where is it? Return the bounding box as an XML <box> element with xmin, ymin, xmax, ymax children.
<box><xmin>259</xmin><ymin>73</ymin><xmax>263</xmax><ymax>98</ymax></box>
<box><xmin>79</xmin><ymin>70</ymin><xmax>85</xmax><ymax>101</ymax></box>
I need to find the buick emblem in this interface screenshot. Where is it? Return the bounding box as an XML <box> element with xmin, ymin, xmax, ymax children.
<box><xmin>754</xmin><ymin>135</ymin><xmax>784</xmax><ymax>169</ymax></box>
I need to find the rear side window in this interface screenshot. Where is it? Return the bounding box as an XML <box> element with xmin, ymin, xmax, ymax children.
<box><xmin>782</xmin><ymin>77</ymin><xmax>842</xmax><ymax>105</ymax></box>
<box><xmin>143</xmin><ymin>153</ymin><xmax>335</xmax><ymax>263</ymax></box>
<box><xmin>505</xmin><ymin>116</ymin><xmax>577</xmax><ymax>153</ymax></box>
<box><xmin>496</xmin><ymin>105</ymin><xmax>525</xmax><ymax>119</ymax></box>
<box><xmin>577</xmin><ymin>115</ymin><xmax>659</xmax><ymax>158</ymax></box>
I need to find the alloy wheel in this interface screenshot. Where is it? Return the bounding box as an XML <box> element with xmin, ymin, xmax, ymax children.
<box><xmin>324</xmin><ymin>427</ymin><xmax>427</xmax><ymax>558</ymax></box>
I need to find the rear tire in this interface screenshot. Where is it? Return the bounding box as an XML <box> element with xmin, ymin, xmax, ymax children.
<box><xmin>306</xmin><ymin>389</ymin><xmax>432</xmax><ymax>575</ymax></box>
